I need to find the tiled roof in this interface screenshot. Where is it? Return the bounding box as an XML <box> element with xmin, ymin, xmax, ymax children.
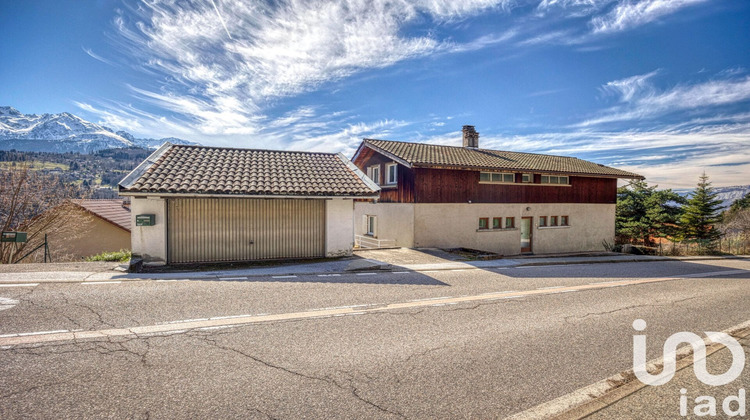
<box><xmin>362</xmin><ymin>139</ymin><xmax>643</xmax><ymax>179</ymax></box>
<box><xmin>76</xmin><ymin>199</ymin><xmax>131</xmax><ymax>232</ymax></box>
<box><xmin>119</xmin><ymin>144</ymin><xmax>379</xmax><ymax>197</ymax></box>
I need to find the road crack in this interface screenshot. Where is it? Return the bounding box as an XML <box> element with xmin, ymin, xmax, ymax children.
<box><xmin>564</xmin><ymin>295</ymin><xmax>700</xmax><ymax>324</ymax></box>
<box><xmin>187</xmin><ymin>330</ymin><xmax>406</xmax><ymax>418</ymax></box>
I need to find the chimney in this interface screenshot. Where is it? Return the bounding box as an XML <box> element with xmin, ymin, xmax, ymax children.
<box><xmin>462</xmin><ymin>125</ymin><xmax>479</xmax><ymax>148</ymax></box>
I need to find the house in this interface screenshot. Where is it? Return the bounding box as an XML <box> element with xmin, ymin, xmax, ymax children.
<box><xmin>351</xmin><ymin>126</ymin><xmax>643</xmax><ymax>255</ymax></box>
<box><xmin>48</xmin><ymin>199</ymin><xmax>131</xmax><ymax>261</ymax></box>
<box><xmin>118</xmin><ymin>143</ymin><xmax>379</xmax><ymax>265</ymax></box>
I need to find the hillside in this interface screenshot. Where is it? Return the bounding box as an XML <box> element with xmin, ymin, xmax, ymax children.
<box><xmin>0</xmin><ymin>148</ymin><xmax>153</xmax><ymax>194</ymax></box>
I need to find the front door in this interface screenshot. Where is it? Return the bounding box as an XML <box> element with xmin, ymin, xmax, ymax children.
<box><xmin>520</xmin><ymin>217</ymin><xmax>533</xmax><ymax>253</ymax></box>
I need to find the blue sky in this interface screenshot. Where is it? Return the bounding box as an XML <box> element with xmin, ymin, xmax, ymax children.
<box><xmin>1</xmin><ymin>0</ymin><xmax>749</xmax><ymax>188</ymax></box>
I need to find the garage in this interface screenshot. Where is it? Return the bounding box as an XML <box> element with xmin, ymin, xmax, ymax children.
<box><xmin>119</xmin><ymin>143</ymin><xmax>379</xmax><ymax>265</ymax></box>
<box><xmin>167</xmin><ymin>198</ymin><xmax>325</xmax><ymax>263</ymax></box>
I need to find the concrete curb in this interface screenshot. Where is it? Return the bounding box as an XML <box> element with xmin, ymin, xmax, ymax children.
<box><xmin>504</xmin><ymin>319</ymin><xmax>750</xmax><ymax>420</ymax></box>
<box><xmin>0</xmin><ymin>255</ymin><xmax>745</xmax><ymax>285</ymax></box>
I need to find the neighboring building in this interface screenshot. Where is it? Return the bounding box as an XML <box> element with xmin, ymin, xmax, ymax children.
<box><xmin>352</xmin><ymin>126</ymin><xmax>643</xmax><ymax>255</ymax></box>
<box><xmin>119</xmin><ymin>143</ymin><xmax>379</xmax><ymax>265</ymax></box>
<box><xmin>49</xmin><ymin>199</ymin><xmax>131</xmax><ymax>261</ymax></box>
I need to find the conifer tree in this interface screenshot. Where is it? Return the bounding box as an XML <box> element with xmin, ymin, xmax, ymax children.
<box><xmin>616</xmin><ymin>180</ymin><xmax>683</xmax><ymax>246</ymax></box>
<box><xmin>679</xmin><ymin>172</ymin><xmax>723</xmax><ymax>244</ymax></box>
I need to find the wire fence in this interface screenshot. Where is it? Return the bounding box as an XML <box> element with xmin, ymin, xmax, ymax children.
<box><xmin>653</xmin><ymin>234</ymin><xmax>749</xmax><ymax>256</ymax></box>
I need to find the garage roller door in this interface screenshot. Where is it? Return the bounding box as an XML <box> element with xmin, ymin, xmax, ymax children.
<box><xmin>168</xmin><ymin>198</ymin><xmax>325</xmax><ymax>263</ymax></box>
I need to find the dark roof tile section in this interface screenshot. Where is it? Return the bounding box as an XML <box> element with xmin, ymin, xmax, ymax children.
<box><xmin>77</xmin><ymin>199</ymin><xmax>131</xmax><ymax>231</ymax></box>
<box><xmin>121</xmin><ymin>145</ymin><xmax>378</xmax><ymax>197</ymax></box>
<box><xmin>364</xmin><ymin>139</ymin><xmax>642</xmax><ymax>179</ymax></box>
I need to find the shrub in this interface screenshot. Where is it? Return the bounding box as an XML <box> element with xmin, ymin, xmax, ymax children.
<box><xmin>85</xmin><ymin>249</ymin><xmax>131</xmax><ymax>262</ymax></box>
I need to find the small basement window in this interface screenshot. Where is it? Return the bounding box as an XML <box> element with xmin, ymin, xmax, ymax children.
<box><xmin>492</xmin><ymin>217</ymin><xmax>502</xmax><ymax>229</ymax></box>
<box><xmin>480</xmin><ymin>172</ymin><xmax>515</xmax><ymax>183</ymax></box>
<box><xmin>386</xmin><ymin>163</ymin><xmax>397</xmax><ymax>185</ymax></box>
<box><xmin>505</xmin><ymin>217</ymin><xmax>515</xmax><ymax>229</ymax></box>
<box><xmin>478</xmin><ymin>218</ymin><xmax>489</xmax><ymax>230</ymax></box>
<box><xmin>539</xmin><ymin>216</ymin><xmax>547</xmax><ymax>227</ymax></box>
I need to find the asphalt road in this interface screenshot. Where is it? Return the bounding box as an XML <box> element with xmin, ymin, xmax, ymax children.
<box><xmin>1</xmin><ymin>259</ymin><xmax>749</xmax><ymax>419</ymax></box>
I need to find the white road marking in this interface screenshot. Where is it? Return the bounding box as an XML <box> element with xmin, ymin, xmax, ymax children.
<box><xmin>392</xmin><ymin>271</ymin><xmax>410</xmax><ymax>274</ymax></box>
<box><xmin>0</xmin><ymin>297</ymin><xmax>19</xmax><ymax>312</ymax></box>
<box><xmin>82</xmin><ymin>281</ymin><xmax>121</xmax><ymax>285</ymax></box>
<box><xmin>209</xmin><ymin>314</ymin><xmax>254</xmax><ymax>320</ymax></box>
<box><xmin>219</xmin><ymin>277</ymin><xmax>247</xmax><ymax>281</ymax></box>
<box><xmin>587</xmin><ymin>279</ymin><xmax>631</xmax><ymax>285</ymax></box>
<box><xmin>0</xmin><ymin>329</ymin><xmax>70</xmax><ymax>338</ymax></box>
<box><xmin>3</xmin><ymin>270</ymin><xmax>744</xmax><ymax>347</ymax></box>
<box><xmin>0</xmin><ymin>283</ymin><xmax>38</xmax><ymax>288</ymax></box>
<box><xmin>166</xmin><ymin>318</ymin><xmax>208</xmax><ymax>324</ymax></box>
<box><xmin>272</xmin><ymin>275</ymin><xmax>297</xmax><ymax>279</ymax></box>
<box><xmin>356</xmin><ymin>273</ymin><xmax>377</xmax><ymax>276</ymax></box>
<box><xmin>317</xmin><ymin>274</ymin><xmax>341</xmax><ymax>277</ymax></box>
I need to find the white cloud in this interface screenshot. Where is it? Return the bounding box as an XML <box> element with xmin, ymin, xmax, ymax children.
<box><xmin>103</xmin><ymin>0</ymin><xmax>517</xmax><ymax>141</ymax></box>
<box><xmin>579</xmin><ymin>73</ymin><xmax>750</xmax><ymax>126</ymax></box>
<box><xmin>82</xmin><ymin>47</ymin><xmax>117</xmax><ymax>66</ymax></box>
<box><xmin>591</xmin><ymin>0</ymin><xmax>707</xmax><ymax>34</ymax></box>
<box><xmin>600</xmin><ymin>69</ymin><xmax>659</xmax><ymax>102</ymax></box>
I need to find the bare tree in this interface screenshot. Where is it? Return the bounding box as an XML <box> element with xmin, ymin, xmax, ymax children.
<box><xmin>720</xmin><ymin>208</ymin><xmax>750</xmax><ymax>255</ymax></box>
<box><xmin>0</xmin><ymin>165</ymin><xmax>89</xmax><ymax>263</ymax></box>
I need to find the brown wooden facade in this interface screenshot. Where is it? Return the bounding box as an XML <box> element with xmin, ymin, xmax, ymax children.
<box><xmin>353</xmin><ymin>147</ymin><xmax>617</xmax><ymax>205</ymax></box>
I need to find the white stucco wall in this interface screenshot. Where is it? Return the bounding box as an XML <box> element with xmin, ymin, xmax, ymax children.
<box><xmin>532</xmin><ymin>204</ymin><xmax>615</xmax><ymax>254</ymax></box>
<box><xmin>130</xmin><ymin>197</ymin><xmax>168</xmax><ymax>265</ymax></box>
<box><xmin>352</xmin><ymin>202</ymin><xmax>615</xmax><ymax>255</ymax></box>
<box><xmin>325</xmin><ymin>198</ymin><xmax>355</xmax><ymax>257</ymax></box>
<box><xmin>353</xmin><ymin>202</ymin><xmax>415</xmax><ymax>248</ymax></box>
<box><xmin>414</xmin><ymin>204</ymin><xmax>521</xmax><ymax>255</ymax></box>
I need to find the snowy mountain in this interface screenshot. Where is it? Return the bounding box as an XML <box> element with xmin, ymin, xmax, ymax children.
<box><xmin>675</xmin><ymin>185</ymin><xmax>750</xmax><ymax>209</ymax></box>
<box><xmin>0</xmin><ymin>106</ymin><xmax>197</xmax><ymax>153</ymax></box>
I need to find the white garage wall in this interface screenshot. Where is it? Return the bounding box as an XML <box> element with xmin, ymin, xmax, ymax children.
<box><xmin>130</xmin><ymin>197</ymin><xmax>168</xmax><ymax>265</ymax></box>
<box><xmin>326</xmin><ymin>198</ymin><xmax>355</xmax><ymax>257</ymax></box>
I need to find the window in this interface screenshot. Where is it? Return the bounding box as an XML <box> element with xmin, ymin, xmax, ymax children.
<box><xmin>367</xmin><ymin>165</ymin><xmax>381</xmax><ymax>185</ymax></box>
<box><xmin>386</xmin><ymin>163</ymin><xmax>397</xmax><ymax>185</ymax></box>
<box><xmin>478</xmin><ymin>218</ymin><xmax>489</xmax><ymax>230</ymax></box>
<box><xmin>561</xmin><ymin>215</ymin><xmax>569</xmax><ymax>226</ymax></box>
<box><xmin>522</xmin><ymin>174</ymin><xmax>533</xmax><ymax>183</ymax></box>
<box><xmin>366</xmin><ymin>215</ymin><xmax>377</xmax><ymax>236</ymax></box>
<box><xmin>505</xmin><ymin>217</ymin><xmax>515</xmax><ymax>229</ymax></box>
<box><xmin>492</xmin><ymin>217</ymin><xmax>502</xmax><ymax>229</ymax></box>
<box><xmin>480</xmin><ymin>172</ymin><xmax>515</xmax><ymax>183</ymax></box>
<box><xmin>541</xmin><ymin>175</ymin><xmax>569</xmax><ymax>185</ymax></box>
<box><xmin>550</xmin><ymin>216</ymin><xmax>558</xmax><ymax>226</ymax></box>
<box><xmin>539</xmin><ymin>216</ymin><xmax>547</xmax><ymax>227</ymax></box>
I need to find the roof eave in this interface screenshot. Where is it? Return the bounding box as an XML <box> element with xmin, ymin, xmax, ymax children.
<box><xmin>118</xmin><ymin>142</ymin><xmax>173</xmax><ymax>191</ymax></box>
<box><xmin>411</xmin><ymin>163</ymin><xmax>642</xmax><ymax>179</ymax></box>
<box><xmin>361</xmin><ymin>140</ymin><xmax>413</xmax><ymax>168</ymax></box>
<box><xmin>118</xmin><ymin>191</ymin><xmax>380</xmax><ymax>199</ymax></box>
<box><xmin>337</xmin><ymin>152</ymin><xmax>381</xmax><ymax>193</ymax></box>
